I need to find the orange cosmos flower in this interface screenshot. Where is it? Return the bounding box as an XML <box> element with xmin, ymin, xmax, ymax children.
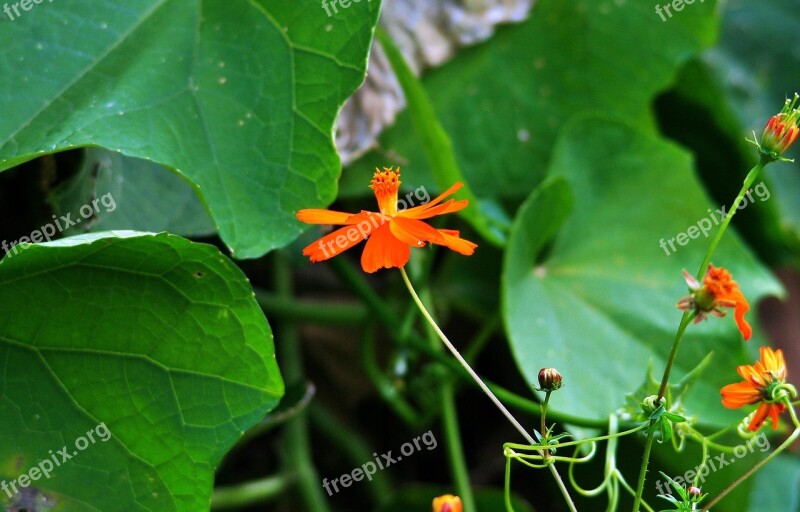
<box><xmin>296</xmin><ymin>167</ymin><xmax>477</xmax><ymax>273</ymax></box>
<box><xmin>676</xmin><ymin>264</ymin><xmax>751</xmax><ymax>340</ymax></box>
<box><xmin>721</xmin><ymin>346</ymin><xmax>795</xmax><ymax>431</ymax></box>
<box><xmin>433</xmin><ymin>494</ymin><xmax>463</xmax><ymax>512</ymax></box>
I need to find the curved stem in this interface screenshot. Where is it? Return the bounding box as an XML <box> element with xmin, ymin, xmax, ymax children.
<box><xmin>505</xmin><ymin>423</ymin><xmax>646</xmax><ymax>452</ymax></box>
<box><xmin>399</xmin><ymin>268</ymin><xmax>577</xmax><ymax>512</ymax></box>
<box><xmin>211</xmin><ymin>474</ymin><xmax>294</xmax><ymax>510</ymax></box>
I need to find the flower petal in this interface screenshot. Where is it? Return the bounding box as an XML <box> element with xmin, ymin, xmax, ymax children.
<box><xmin>301</xmin><ymin>221</ymin><xmax>375</xmax><ymax>262</ymax></box>
<box><xmin>721</xmin><ymin>381</ymin><xmax>761</xmax><ymax>408</ymax></box>
<box><xmin>435</xmin><ymin>229</ymin><xmax>478</xmax><ymax>256</ymax></box>
<box><xmin>389</xmin><ymin>216</ymin><xmax>445</xmax><ymax>246</ymax></box>
<box><xmin>748</xmin><ymin>402</ymin><xmax>771</xmax><ymax>431</ymax></box>
<box><xmin>360</xmin><ymin>224</ymin><xmax>411</xmax><ymax>273</ymax></box>
<box><xmin>402</xmin><ymin>198</ymin><xmax>469</xmax><ymax>220</ymax></box>
<box><xmin>297</xmin><ymin>209</ymin><xmax>358</xmax><ymax>225</ymax></box>
<box><xmin>682</xmin><ymin>269</ymin><xmax>701</xmax><ymax>290</ymax></box>
<box><xmin>767</xmin><ymin>403</ymin><xmax>785</xmax><ymax>430</ymax></box>
<box><xmin>402</xmin><ymin>182</ymin><xmax>464</xmax><ymax>218</ymax></box>
<box><xmin>734</xmin><ymin>299</ymin><xmax>752</xmax><ymax>340</ymax></box>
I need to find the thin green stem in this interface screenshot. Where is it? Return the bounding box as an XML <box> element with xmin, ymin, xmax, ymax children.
<box><xmin>634</xmin><ymin>157</ymin><xmax>768</xmax><ymax>512</ymax></box>
<box><xmin>657</xmin><ymin>312</ymin><xmax>695</xmax><ymax>400</ymax></box>
<box><xmin>400</xmin><ymin>267</ymin><xmax>578</xmax><ymax>512</ymax></box>
<box><xmin>505</xmin><ymin>455</ymin><xmax>516</xmax><ymax>512</ymax></box>
<box><xmin>274</xmin><ymin>254</ymin><xmax>331</xmax><ymax>512</ymax></box>
<box><xmin>541</xmin><ymin>391</ymin><xmax>552</xmax><ymax>458</ymax></box>
<box><xmin>632</xmin><ymin>312</ymin><xmax>694</xmax><ymax>512</ymax></box>
<box><xmin>631</xmin><ymin>431</ymin><xmax>655</xmax><ymax>512</ymax></box>
<box><xmin>695</xmin><ymin>160</ymin><xmax>766</xmax><ymax>279</ymax></box>
<box><xmin>211</xmin><ymin>474</ymin><xmax>294</xmax><ymax>510</ymax></box>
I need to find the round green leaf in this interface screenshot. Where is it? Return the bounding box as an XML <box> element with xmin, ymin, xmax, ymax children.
<box><xmin>502</xmin><ymin>117</ymin><xmax>782</xmax><ymax>424</ymax></box>
<box><xmin>0</xmin><ymin>232</ymin><xmax>284</xmax><ymax>511</ymax></box>
<box><xmin>0</xmin><ymin>0</ymin><xmax>381</xmax><ymax>258</ymax></box>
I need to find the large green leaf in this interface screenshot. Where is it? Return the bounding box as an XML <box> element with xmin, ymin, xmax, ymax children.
<box><xmin>344</xmin><ymin>0</ymin><xmax>718</xmax><ymax>200</ymax></box>
<box><xmin>502</xmin><ymin>117</ymin><xmax>782</xmax><ymax>424</ymax></box>
<box><xmin>0</xmin><ymin>0</ymin><xmax>381</xmax><ymax>258</ymax></box>
<box><xmin>0</xmin><ymin>232</ymin><xmax>284</xmax><ymax>511</ymax></box>
<box><xmin>747</xmin><ymin>453</ymin><xmax>800</xmax><ymax>512</ymax></box>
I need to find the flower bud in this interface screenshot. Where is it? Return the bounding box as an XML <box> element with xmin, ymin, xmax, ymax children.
<box><xmin>538</xmin><ymin>368</ymin><xmax>563</xmax><ymax>391</ymax></box>
<box><xmin>433</xmin><ymin>494</ymin><xmax>462</xmax><ymax>512</ymax></box>
<box><xmin>759</xmin><ymin>93</ymin><xmax>800</xmax><ymax>159</ymax></box>
<box><xmin>688</xmin><ymin>486</ymin><xmax>702</xmax><ymax>499</ymax></box>
<box><xmin>641</xmin><ymin>395</ymin><xmax>663</xmax><ymax>415</ymax></box>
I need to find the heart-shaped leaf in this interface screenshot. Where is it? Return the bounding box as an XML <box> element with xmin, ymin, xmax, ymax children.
<box><xmin>0</xmin><ymin>232</ymin><xmax>284</xmax><ymax>511</ymax></box>
<box><xmin>0</xmin><ymin>0</ymin><xmax>381</xmax><ymax>258</ymax></box>
<box><xmin>502</xmin><ymin>117</ymin><xmax>782</xmax><ymax>424</ymax></box>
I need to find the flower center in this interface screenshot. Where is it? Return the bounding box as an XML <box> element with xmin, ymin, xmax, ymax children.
<box><xmin>370</xmin><ymin>167</ymin><xmax>400</xmax><ymax>216</ymax></box>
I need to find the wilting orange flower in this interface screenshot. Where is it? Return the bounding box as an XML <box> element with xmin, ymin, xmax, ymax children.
<box><xmin>676</xmin><ymin>265</ymin><xmax>751</xmax><ymax>340</ymax></box>
<box><xmin>296</xmin><ymin>167</ymin><xmax>477</xmax><ymax>273</ymax></box>
<box><xmin>433</xmin><ymin>494</ymin><xmax>463</xmax><ymax>512</ymax></box>
<box><xmin>721</xmin><ymin>346</ymin><xmax>792</xmax><ymax>431</ymax></box>
<box><xmin>759</xmin><ymin>93</ymin><xmax>800</xmax><ymax>158</ymax></box>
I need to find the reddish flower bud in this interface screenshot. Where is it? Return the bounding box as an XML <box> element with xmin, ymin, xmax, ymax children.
<box><xmin>538</xmin><ymin>368</ymin><xmax>563</xmax><ymax>392</ymax></box>
<box><xmin>758</xmin><ymin>93</ymin><xmax>800</xmax><ymax>160</ymax></box>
